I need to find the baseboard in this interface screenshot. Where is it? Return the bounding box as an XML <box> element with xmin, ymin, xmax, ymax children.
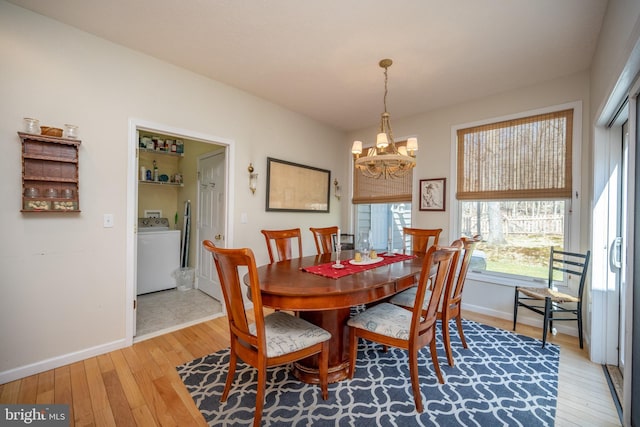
<box><xmin>0</xmin><ymin>338</ymin><xmax>127</xmax><ymax>385</ymax></box>
<box><xmin>462</xmin><ymin>302</ymin><xmax>578</xmax><ymax>337</ymax></box>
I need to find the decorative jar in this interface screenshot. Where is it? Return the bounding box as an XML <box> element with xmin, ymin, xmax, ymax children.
<box><xmin>24</xmin><ymin>118</ymin><xmax>40</xmax><ymax>134</ymax></box>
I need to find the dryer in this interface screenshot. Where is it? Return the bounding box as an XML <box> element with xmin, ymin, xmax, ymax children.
<box><xmin>137</xmin><ymin>218</ymin><xmax>181</xmax><ymax>295</ymax></box>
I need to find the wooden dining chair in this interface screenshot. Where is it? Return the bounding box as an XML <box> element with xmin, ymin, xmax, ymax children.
<box><xmin>403</xmin><ymin>227</ymin><xmax>442</xmax><ymax>254</ymax></box>
<box><xmin>390</xmin><ymin>236</ymin><xmax>479</xmax><ymax>366</ymax></box>
<box><xmin>261</xmin><ymin>228</ymin><xmax>303</xmax><ymax>263</ymax></box>
<box><xmin>309</xmin><ymin>226</ymin><xmax>339</xmax><ymax>255</ymax></box>
<box><xmin>202</xmin><ymin>240</ymin><xmax>331</xmax><ymax>427</ymax></box>
<box><xmin>514</xmin><ymin>247</ymin><xmax>591</xmax><ymax>348</ymax></box>
<box><xmin>347</xmin><ymin>244</ymin><xmax>460</xmax><ymax>413</ymax></box>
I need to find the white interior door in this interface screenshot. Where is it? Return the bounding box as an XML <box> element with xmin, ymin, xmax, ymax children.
<box><xmin>196</xmin><ymin>150</ymin><xmax>225</xmax><ymax>302</ymax></box>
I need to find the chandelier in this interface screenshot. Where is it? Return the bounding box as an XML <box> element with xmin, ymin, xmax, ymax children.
<box><xmin>351</xmin><ymin>59</ymin><xmax>418</xmax><ymax>179</ymax></box>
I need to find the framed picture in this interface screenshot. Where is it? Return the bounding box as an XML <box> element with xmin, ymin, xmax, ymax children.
<box><xmin>266</xmin><ymin>157</ymin><xmax>330</xmax><ymax>212</ymax></box>
<box><xmin>419</xmin><ymin>178</ymin><xmax>446</xmax><ymax>211</ymax></box>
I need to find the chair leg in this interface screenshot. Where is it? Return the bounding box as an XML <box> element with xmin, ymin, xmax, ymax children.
<box><xmin>429</xmin><ymin>339</ymin><xmax>444</xmax><ymax>384</ymax></box>
<box><xmin>455</xmin><ymin>313</ymin><xmax>468</xmax><ymax>349</ymax></box>
<box><xmin>319</xmin><ymin>342</ymin><xmax>329</xmax><ymax>400</ymax></box>
<box><xmin>441</xmin><ymin>314</ymin><xmax>454</xmax><ymax>367</ymax></box>
<box><xmin>348</xmin><ymin>328</ymin><xmax>358</xmax><ymax>379</ymax></box>
<box><xmin>542</xmin><ymin>298</ymin><xmax>551</xmax><ymax>348</ymax></box>
<box><xmin>513</xmin><ymin>288</ymin><xmax>519</xmax><ymax>331</ymax></box>
<box><xmin>221</xmin><ymin>350</ymin><xmax>237</xmax><ymax>402</ymax></box>
<box><xmin>253</xmin><ymin>366</ymin><xmax>266</xmax><ymax>427</ymax></box>
<box><xmin>408</xmin><ymin>349</ymin><xmax>424</xmax><ymax>413</ymax></box>
<box><xmin>577</xmin><ymin>302</ymin><xmax>584</xmax><ymax>349</ymax></box>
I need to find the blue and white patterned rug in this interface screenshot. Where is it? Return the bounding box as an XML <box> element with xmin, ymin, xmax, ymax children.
<box><xmin>177</xmin><ymin>320</ymin><xmax>559</xmax><ymax>426</ymax></box>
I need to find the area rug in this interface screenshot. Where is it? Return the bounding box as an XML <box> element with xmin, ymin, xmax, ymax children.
<box><xmin>177</xmin><ymin>320</ymin><xmax>559</xmax><ymax>426</ymax></box>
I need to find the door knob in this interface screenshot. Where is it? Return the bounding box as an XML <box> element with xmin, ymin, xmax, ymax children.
<box><xmin>215</xmin><ymin>234</ymin><xmax>222</xmax><ymax>240</ymax></box>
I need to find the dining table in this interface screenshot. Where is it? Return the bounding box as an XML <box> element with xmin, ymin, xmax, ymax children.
<box><xmin>246</xmin><ymin>249</ymin><xmax>425</xmax><ymax>384</ymax></box>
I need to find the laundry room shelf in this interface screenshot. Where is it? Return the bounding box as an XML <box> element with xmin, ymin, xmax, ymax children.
<box><xmin>139</xmin><ymin>180</ymin><xmax>184</xmax><ymax>187</ymax></box>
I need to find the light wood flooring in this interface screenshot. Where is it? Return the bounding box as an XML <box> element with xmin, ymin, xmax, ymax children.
<box><xmin>0</xmin><ymin>310</ymin><xmax>621</xmax><ymax>426</ymax></box>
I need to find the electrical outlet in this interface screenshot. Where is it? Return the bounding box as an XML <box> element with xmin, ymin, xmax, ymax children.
<box><xmin>104</xmin><ymin>213</ymin><xmax>114</xmax><ymax>228</ymax></box>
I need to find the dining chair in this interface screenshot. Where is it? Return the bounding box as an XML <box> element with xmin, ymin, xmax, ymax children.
<box><xmin>261</xmin><ymin>228</ymin><xmax>303</xmax><ymax>263</ymax></box>
<box><xmin>403</xmin><ymin>227</ymin><xmax>442</xmax><ymax>254</ymax></box>
<box><xmin>202</xmin><ymin>240</ymin><xmax>331</xmax><ymax>427</ymax></box>
<box><xmin>513</xmin><ymin>247</ymin><xmax>591</xmax><ymax>348</ymax></box>
<box><xmin>390</xmin><ymin>236</ymin><xmax>479</xmax><ymax>366</ymax></box>
<box><xmin>309</xmin><ymin>226</ymin><xmax>339</xmax><ymax>255</ymax></box>
<box><xmin>347</xmin><ymin>244</ymin><xmax>460</xmax><ymax>413</ymax></box>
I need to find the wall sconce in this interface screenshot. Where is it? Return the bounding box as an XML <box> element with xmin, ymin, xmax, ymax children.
<box><xmin>248</xmin><ymin>163</ymin><xmax>258</xmax><ymax>194</ymax></box>
<box><xmin>334</xmin><ymin>178</ymin><xmax>341</xmax><ymax>200</ymax></box>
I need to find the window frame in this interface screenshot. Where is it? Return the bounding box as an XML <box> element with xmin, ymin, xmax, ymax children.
<box><xmin>449</xmin><ymin>101</ymin><xmax>583</xmax><ymax>287</ymax></box>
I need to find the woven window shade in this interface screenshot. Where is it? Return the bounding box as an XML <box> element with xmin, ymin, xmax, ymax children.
<box><xmin>352</xmin><ymin>140</ymin><xmax>413</xmax><ymax>204</ymax></box>
<box><xmin>457</xmin><ymin>109</ymin><xmax>573</xmax><ymax>200</ymax></box>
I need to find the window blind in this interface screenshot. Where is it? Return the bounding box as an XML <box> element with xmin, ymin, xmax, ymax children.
<box><xmin>352</xmin><ymin>140</ymin><xmax>413</xmax><ymax>204</ymax></box>
<box><xmin>456</xmin><ymin>109</ymin><xmax>573</xmax><ymax>200</ymax></box>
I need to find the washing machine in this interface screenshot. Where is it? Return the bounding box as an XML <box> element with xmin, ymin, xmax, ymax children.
<box><xmin>137</xmin><ymin>217</ymin><xmax>181</xmax><ymax>295</ymax></box>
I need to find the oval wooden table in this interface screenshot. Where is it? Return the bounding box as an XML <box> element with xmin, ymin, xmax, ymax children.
<box><xmin>248</xmin><ymin>250</ymin><xmax>424</xmax><ymax>384</ymax></box>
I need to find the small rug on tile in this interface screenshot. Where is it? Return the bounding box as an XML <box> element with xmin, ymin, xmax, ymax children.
<box><xmin>176</xmin><ymin>319</ymin><xmax>559</xmax><ymax>426</ymax></box>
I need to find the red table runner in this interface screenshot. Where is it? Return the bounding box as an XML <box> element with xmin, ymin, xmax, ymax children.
<box><xmin>302</xmin><ymin>253</ymin><xmax>416</xmax><ymax>279</ymax></box>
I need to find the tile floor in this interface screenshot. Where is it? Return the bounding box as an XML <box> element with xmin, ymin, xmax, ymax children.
<box><xmin>136</xmin><ymin>288</ymin><xmax>223</xmax><ymax>339</ymax></box>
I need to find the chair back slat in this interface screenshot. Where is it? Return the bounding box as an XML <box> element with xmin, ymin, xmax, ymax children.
<box><xmin>445</xmin><ymin>236</ymin><xmax>480</xmax><ymax>307</ymax></box>
<box><xmin>403</xmin><ymin>227</ymin><xmax>442</xmax><ymax>255</ymax></box>
<box><xmin>309</xmin><ymin>226</ymin><xmax>339</xmax><ymax>255</ymax></box>
<box><xmin>203</xmin><ymin>240</ymin><xmax>264</xmax><ymax>349</ymax></box>
<box><xmin>412</xmin><ymin>243</ymin><xmax>461</xmax><ymax>335</ymax></box>
<box><xmin>261</xmin><ymin>228</ymin><xmax>303</xmax><ymax>263</ymax></box>
<box><xmin>548</xmin><ymin>247</ymin><xmax>591</xmax><ymax>296</ymax></box>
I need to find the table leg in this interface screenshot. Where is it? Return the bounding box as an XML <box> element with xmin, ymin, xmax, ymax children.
<box><xmin>293</xmin><ymin>307</ymin><xmax>351</xmax><ymax>384</ymax></box>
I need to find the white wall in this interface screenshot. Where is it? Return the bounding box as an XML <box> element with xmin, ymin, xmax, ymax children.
<box><xmin>347</xmin><ymin>71</ymin><xmax>591</xmax><ymax>330</ymax></box>
<box><xmin>0</xmin><ymin>1</ymin><xmax>345</xmax><ymax>382</ymax></box>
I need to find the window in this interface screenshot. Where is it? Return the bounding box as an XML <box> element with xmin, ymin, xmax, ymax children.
<box><xmin>353</xmin><ymin>140</ymin><xmax>413</xmax><ymax>251</ymax></box>
<box><xmin>355</xmin><ymin>203</ymin><xmax>411</xmax><ymax>252</ymax></box>
<box><xmin>454</xmin><ymin>107</ymin><xmax>577</xmax><ymax>283</ymax></box>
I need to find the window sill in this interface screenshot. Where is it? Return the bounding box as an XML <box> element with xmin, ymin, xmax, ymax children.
<box><xmin>466</xmin><ymin>270</ymin><xmax>548</xmax><ymax>288</ymax></box>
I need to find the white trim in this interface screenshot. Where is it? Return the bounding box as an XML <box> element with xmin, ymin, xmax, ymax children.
<box><xmin>126</xmin><ymin>118</ymin><xmax>235</xmax><ymax>345</ymax></box>
<box><xmin>0</xmin><ymin>339</ymin><xmax>126</xmax><ymax>385</ymax></box>
<box><xmin>623</xmin><ymin>77</ymin><xmax>640</xmax><ymax>427</ymax></box>
<box><xmin>449</xmin><ymin>100</ymin><xmax>583</xmax><ymax>267</ymax></box>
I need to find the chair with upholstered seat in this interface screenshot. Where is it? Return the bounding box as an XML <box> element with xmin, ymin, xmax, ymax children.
<box><xmin>403</xmin><ymin>227</ymin><xmax>442</xmax><ymax>254</ymax></box>
<box><xmin>347</xmin><ymin>243</ymin><xmax>460</xmax><ymax>413</ymax></box>
<box><xmin>261</xmin><ymin>228</ymin><xmax>303</xmax><ymax>263</ymax></box>
<box><xmin>390</xmin><ymin>236</ymin><xmax>480</xmax><ymax>366</ymax></box>
<box><xmin>309</xmin><ymin>226</ymin><xmax>339</xmax><ymax>255</ymax></box>
<box><xmin>513</xmin><ymin>247</ymin><xmax>591</xmax><ymax>348</ymax></box>
<box><xmin>202</xmin><ymin>240</ymin><xmax>331</xmax><ymax>427</ymax></box>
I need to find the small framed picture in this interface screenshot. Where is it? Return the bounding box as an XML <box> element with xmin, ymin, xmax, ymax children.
<box><xmin>419</xmin><ymin>178</ymin><xmax>446</xmax><ymax>211</ymax></box>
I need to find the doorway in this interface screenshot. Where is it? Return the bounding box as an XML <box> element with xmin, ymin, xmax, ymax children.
<box><xmin>126</xmin><ymin>119</ymin><xmax>234</xmax><ymax>343</ymax></box>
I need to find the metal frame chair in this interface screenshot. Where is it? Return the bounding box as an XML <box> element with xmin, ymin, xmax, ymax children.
<box><xmin>513</xmin><ymin>247</ymin><xmax>591</xmax><ymax>348</ymax></box>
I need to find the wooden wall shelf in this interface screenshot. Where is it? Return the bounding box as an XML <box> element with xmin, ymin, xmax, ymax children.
<box><xmin>19</xmin><ymin>132</ymin><xmax>81</xmax><ymax>213</ymax></box>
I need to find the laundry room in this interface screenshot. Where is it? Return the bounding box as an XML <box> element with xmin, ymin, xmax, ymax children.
<box><xmin>136</xmin><ymin>129</ymin><xmax>224</xmax><ymax>338</ymax></box>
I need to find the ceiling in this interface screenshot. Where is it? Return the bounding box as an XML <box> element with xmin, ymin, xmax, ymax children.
<box><xmin>8</xmin><ymin>0</ymin><xmax>608</xmax><ymax>131</ymax></box>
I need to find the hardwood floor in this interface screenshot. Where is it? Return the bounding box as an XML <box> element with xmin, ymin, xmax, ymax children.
<box><xmin>0</xmin><ymin>310</ymin><xmax>621</xmax><ymax>426</ymax></box>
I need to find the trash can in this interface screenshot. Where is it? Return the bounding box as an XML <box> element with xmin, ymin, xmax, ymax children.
<box><xmin>174</xmin><ymin>267</ymin><xmax>195</xmax><ymax>291</ymax></box>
